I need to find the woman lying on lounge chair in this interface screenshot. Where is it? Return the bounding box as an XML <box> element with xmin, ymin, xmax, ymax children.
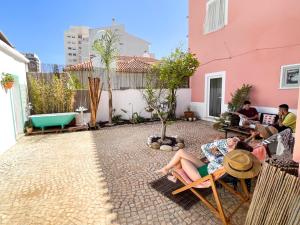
<box><xmin>156</xmin><ymin>136</ymin><xmax>254</xmax><ymax>182</ymax></box>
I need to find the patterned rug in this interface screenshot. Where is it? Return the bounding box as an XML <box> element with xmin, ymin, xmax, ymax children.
<box><xmin>149</xmin><ymin>175</ymin><xmax>211</xmax><ymax>210</ymax></box>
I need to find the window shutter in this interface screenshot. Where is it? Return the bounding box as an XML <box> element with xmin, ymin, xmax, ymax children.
<box><xmin>204</xmin><ymin>0</ymin><xmax>227</xmax><ymax>34</ymax></box>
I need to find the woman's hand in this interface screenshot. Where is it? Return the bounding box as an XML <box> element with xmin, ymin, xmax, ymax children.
<box><xmin>210</xmin><ymin>147</ymin><xmax>219</xmax><ymax>155</ymax></box>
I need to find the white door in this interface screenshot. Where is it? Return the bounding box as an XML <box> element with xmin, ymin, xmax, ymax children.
<box><xmin>205</xmin><ymin>71</ymin><xmax>226</xmax><ymax>118</ymax></box>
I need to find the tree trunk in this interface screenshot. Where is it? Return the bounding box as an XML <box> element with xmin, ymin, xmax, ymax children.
<box><xmin>107</xmin><ymin>71</ymin><xmax>113</xmax><ymax>124</ymax></box>
<box><xmin>88</xmin><ymin>77</ymin><xmax>103</xmax><ymax>127</ymax></box>
<box><xmin>161</xmin><ymin>121</ymin><xmax>167</xmax><ymax>140</ymax></box>
<box><xmin>169</xmin><ymin>89</ymin><xmax>177</xmax><ymax>120</ymax></box>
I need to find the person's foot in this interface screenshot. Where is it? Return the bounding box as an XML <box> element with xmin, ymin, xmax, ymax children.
<box><xmin>155</xmin><ymin>167</ymin><xmax>169</xmax><ymax>175</ymax></box>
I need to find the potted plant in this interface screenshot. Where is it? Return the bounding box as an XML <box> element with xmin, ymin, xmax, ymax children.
<box><xmin>24</xmin><ymin>120</ymin><xmax>33</xmax><ymax>134</ymax></box>
<box><xmin>184</xmin><ymin>106</ymin><xmax>194</xmax><ymax>120</ymax></box>
<box><xmin>1</xmin><ymin>73</ymin><xmax>15</xmax><ymax>89</ymax></box>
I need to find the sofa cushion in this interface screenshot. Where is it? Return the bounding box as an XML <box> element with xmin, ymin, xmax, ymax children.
<box><xmin>260</xmin><ymin>113</ymin><xmax>279</xmax><ymax>125</ymax></box>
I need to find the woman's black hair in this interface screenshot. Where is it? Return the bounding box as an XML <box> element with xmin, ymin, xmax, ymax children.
<box><xmin>235</xmin><ymin>141</ymin><xmax>253</xmax><ymax>152</ymax></box>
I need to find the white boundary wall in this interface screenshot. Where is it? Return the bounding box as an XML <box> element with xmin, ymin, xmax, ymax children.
<box><xmin>92</xmin><ymin>89</ymin><xmax>191</xmax><ymax>122</ymax></box>
<box><xmin>0</xmin><ymin>40</ymin><xmax>28</xmax><ymax>154</ymax></box>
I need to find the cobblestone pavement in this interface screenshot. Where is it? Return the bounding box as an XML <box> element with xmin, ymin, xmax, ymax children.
<box><xmin>0</xmin><ymin>132</ymin><xmax>117</xmax><ymax>225</ymax></box>
<box><xmin>0</xmin><ymin>121</ymin><xmax>249</xmax><ymax>225</ymax></box>
<box><xmin>93</xmin><ymin>121</ymin><xmax>249</xmax><ymax>225</ymax></box>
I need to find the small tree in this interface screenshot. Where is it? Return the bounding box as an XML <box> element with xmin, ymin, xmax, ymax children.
<box><xmin>143</xmin><ymin>74</ymin><xmax>170</xmax><ymax>140</ymax></box>
<box><xmin>152</xmin><ymin>48</ymin><xmax>199</xmax><ymax>119</ymax></box>
<box><xmin>93</xmin><ymin>30</ymin><xmax>119</xmax><ymax>124</ymax></box>
<box><xmin>143</xmin><ymin>49</ymin><xmax>199</xmax><ymax>139</ymax></box>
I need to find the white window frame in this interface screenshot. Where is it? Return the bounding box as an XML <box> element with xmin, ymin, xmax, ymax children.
<box><xmin>204</xmin><ymin>0</ymin><xmax>229</xmax><ymax>34</ymax></box>
<box><xmin>279</xmin><ymin>63</ymin><xmax>300</xmax><ymax>89</ymax></box>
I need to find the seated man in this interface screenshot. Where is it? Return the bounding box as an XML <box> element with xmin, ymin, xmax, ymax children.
<box><xmin>230</xmin><ymin>100</ymin><xmax>259</xmax><ymax>127</ymax></box>
<box><xmin>236</xmin><ymin>100</ymin><xmax>259</xmax><ymax>121</ymax></box>
<box><xmin>274</xmin><ymin>104</ymin><xmax>296</xmax><ymax>132</ymax></box>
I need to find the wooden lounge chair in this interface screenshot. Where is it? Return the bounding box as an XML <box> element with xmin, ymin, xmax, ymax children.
<box><xmin>172</xmin><ymin>167</ymin><xmax>251</xmax><ymax>225</ymax></box>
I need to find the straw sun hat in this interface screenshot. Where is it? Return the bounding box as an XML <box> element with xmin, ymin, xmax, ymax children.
<box><xmin>224</xmin><ymin>150</ymin><xmax>261</xmax><ymax>179</ymax></box>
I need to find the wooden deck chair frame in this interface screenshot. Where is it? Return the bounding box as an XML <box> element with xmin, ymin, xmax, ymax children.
<box><xmin>172</xmin><ymin>168</ymin><xmax>250</xmax><ymax>225</ymax></box>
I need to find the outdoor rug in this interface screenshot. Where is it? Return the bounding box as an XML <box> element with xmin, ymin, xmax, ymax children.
<box><xmin>149</xmin><ymin>175</ymin><xmax>211</xmax><ymax>210</ymax></box>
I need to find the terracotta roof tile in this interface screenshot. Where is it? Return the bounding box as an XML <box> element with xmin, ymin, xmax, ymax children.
<box><xmin>64</xmin><ymin>61</ymin><xmax>93</xmax><ymax>72</ymax></box>
<box><xmin>64</xmin><ymin>56</ymin><xmax>158</xmax><ymax>73</ymax></box>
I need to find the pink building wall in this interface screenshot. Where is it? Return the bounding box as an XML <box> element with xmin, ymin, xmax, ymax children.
<box><xmin>294</xmin><ymin>87</ymin><xmax>300</xmax><ymax>162</ymax></box>
<box><xmin>189</xmin><ymin>0</ymin><xmax>300</xmax><ymax>110</ymax></box>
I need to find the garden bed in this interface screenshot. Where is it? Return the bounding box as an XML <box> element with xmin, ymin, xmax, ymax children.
<box><xmin>97</xmin><ymin>118</ymin><xmax>161</xmax><ymax>128</ymax></box>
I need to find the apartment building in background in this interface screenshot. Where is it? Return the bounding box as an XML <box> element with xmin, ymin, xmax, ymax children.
<box><xmin>22</xmin><ymin>53</ymin><xmax>41</xmax><ymax>72</ymax></box>
<box><xmin>64</xmin><ymin>22</ymin><xmax>153</xmax><ymax>66</ymax></box>
<box><xmin>64</xmin><ymin>26</ymin><xmax>89</xmax><ymax>65</ymax></box>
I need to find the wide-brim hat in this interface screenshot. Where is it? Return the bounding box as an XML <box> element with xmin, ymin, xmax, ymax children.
<box><xmin>256</xmin><ymin>124</ymin><xmax>278</xmax><ymax>139</ymax></box>
<box><xmin>224</xmin><ymin>150</ymin><xmax>261</xmax><ymax>179</ymax></box>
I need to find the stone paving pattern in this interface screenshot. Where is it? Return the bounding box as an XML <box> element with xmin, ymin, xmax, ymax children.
<box><xmin>0</xmin><ymin>121</ymin><xmax>249</xmax><ymax>225</ymax></box>
<box><xmin>0</xmin><ymin>132</ymin><xmax>117</xmax><ymax>225</ymax></box>
<box><xmin>93</xmin><ymin>121</ymin><xmax>249</xmax><ymax>225</ymax></box>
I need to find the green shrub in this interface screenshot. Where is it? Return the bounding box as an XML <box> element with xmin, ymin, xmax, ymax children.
<box><xmin>132</xmin><ymin>112</ymin><xmax>145</xmax><ymax>124</ymax></box>
<box><xmin>112</xmin><ymin>114</ymin><xmax>122</xmax><ymax>123</ymax></box>
<box><xmin>227</xmin><ymin>84</ymin><xmax>252</xmax><ymax>112</ymax></box>
<box><xmin>28</xmin><ymin>74</ymin><xmax>76</xmax><ymax>114</ymax></box>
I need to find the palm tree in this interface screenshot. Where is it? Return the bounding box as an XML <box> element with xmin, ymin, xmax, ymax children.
<box><xmin>93</xmin><ymin>30</ymin><xmax>119</xmax><ymax>124</ymax></box>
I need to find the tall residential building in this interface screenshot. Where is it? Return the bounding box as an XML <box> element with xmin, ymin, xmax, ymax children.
<box><xmin>64</xmin><ymin>23</ymin><xmax>153</xmax><ymax>66</ymax></box>
<box><xmin>22</xmin><ymin>53</ymin><xmax>41</xmax><ymax>72</ymax></box>
<box><xmin>64</xmin><ymin>26</ymin><xmax>89</xmax><ymax>65</ymax></box>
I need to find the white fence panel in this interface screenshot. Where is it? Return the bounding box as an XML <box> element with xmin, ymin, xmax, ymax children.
<box><xmin>96</xmin><ymin>88</ymin><xmax>191</xmax><ymax>122</ymax></box>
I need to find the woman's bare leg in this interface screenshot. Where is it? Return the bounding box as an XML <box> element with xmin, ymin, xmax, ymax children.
<box><xmin>181</xmin><ymin>158</ymin><xmax>202</xmax><ymax>181</ymax></box>
<box><xmin>156</xmin><ymin>149</ymin><xmax>203</xmax><ymax>175</ymax></box>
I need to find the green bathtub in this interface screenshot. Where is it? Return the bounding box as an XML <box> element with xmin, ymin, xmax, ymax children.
<box><xmin>29</xmin><ymin>112</ymin><xmax>78</xmax><ymax>130</ymax></box>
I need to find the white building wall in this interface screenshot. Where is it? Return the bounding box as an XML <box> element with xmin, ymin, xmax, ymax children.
<box><xmin>65</xmin><ymin>24</ymin><xmax>151</xmax><ymax>66</ymax></box>
<box><xmin>0</xmin><ymin>45</ymin><xmax>28</xmax><ymax>154</ymax></box>
<box><xmin>94</xmin><ymin>89</ymin><xmax>191</xmax><ymax>122</ymax></box>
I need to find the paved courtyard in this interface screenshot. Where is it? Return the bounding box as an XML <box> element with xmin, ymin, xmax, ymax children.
<box><xmin>0</xmin><ymin>121</ymin><xmax>249</xmax><ymax>225</ymax></box>
<box><xmin>0</xmin><ymin>132</ymin><xmax>117</xmax><ymax>225</ymax></box>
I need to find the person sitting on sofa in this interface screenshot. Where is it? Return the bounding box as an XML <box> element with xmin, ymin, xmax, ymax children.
<box><xmin>236</xmin><ymin>100</ymin><xmax>259</xmax><ymax>121</ymax></box>
<box><xmin>273</xmin><ymin>104</ymin><xmax>296</xmax><ymax>132</ymax></box>
<box><xmin>230</xmin><ymin>100</ymin><xmax>259</xmax><ymax>127</ymax></box>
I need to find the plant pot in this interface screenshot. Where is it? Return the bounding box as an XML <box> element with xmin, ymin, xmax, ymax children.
<box><xmin>3</xmin><ymin>81</ymin><xmax>14</xmax><ymax>89</ymax></box>
<box><xmin>184</xmin><ymin>111</ymin><xmax>194</xmax><ymax>119</ymax></box>
<box><xmin>26</xmin><ymin>127</ymin><xmax>33</xmax><ymax>134</ymax></box>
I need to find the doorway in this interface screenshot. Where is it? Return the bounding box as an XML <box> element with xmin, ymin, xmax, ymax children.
<box><xmin>205</xmin><ymin>72</ymin><xmax>225</xmax><ymax>118</ymax></box>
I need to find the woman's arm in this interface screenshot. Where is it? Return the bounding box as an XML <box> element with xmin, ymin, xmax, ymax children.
<box><xmin>244</xmin><ymin>131</ymin><xmax>259</xmax><ymax>143</ymax></box>
<box><xmin>201</xmin><ymin>143</ymin><xmax>217</xmax><ymax>162</ymax></box>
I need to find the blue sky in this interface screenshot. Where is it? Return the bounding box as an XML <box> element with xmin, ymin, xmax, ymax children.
<box><xmin>1</xmin><ymin>0</ymin><xmax>188</xmax><ymax>64</ymax></box>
